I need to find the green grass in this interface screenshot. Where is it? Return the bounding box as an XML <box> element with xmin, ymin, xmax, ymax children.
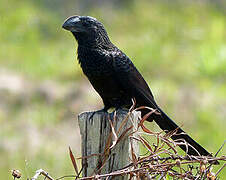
<box><xmin>0</xmin><ymin>0</ymin><xmax>225</xmax><ymax>179</ymax></box>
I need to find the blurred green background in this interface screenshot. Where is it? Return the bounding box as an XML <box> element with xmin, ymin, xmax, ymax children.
<box><xmin>0</xmin><ymin>0</ymin><xmax>225</xmax><ymax>179</ymax></box>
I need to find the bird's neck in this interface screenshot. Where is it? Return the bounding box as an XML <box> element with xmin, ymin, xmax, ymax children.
<box><xmin>77</xmin><ymin>43</ymin><xmax>110</xmax><ymax>64</ymax></box>
<box><xmin>72</xmin><ymin>31</ymin><xmax>113</xmax><ymax>49</ymax></box>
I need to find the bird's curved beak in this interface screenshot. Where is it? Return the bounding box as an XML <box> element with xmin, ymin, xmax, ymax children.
<box><xmin>62</xmin><ymin>16</ymin><xmax>83</xmax><ymax>32</ymax></box>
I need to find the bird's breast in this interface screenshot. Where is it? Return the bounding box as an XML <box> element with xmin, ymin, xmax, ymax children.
<box><xmin>78</xmin><ymin>49</ymin><xmax>113</xmax><ymax>78</ymax></box>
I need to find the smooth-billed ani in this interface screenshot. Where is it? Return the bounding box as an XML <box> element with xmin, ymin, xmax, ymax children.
<box><xmin>62</xmin><ymin>15</ymin><xmax>213</xmax><ymax>157</ymax></box>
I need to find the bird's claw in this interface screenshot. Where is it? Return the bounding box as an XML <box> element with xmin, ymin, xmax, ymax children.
<box><xmin>107</xmin><ymin>107</ymin><xmax>116</xmax><ymax>113</ymax></box>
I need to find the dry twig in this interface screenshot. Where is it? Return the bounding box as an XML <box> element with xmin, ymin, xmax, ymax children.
<box><xmin>14</xmin><ymin>107</ymin><xmax>225</xmax><ymax>180</ymax></box>
<box><xmin>72</xmin><ymin>107</ymin><xmax>226</xmax><ymax>179</ymax></box>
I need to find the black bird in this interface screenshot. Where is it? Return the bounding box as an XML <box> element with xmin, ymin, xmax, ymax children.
<box><xmin>62</xmin><ymin>15</ymin><xmax>212</xmax><ymax>157</ymax></box>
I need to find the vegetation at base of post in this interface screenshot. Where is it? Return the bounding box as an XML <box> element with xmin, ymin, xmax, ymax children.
<box><xmin>14</xmin><ymin>108</ymin><xmax>226</xmax><ymax>180</ymax></box>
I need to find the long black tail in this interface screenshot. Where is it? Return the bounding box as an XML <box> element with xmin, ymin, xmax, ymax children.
<box><xmin>149</xmin><ymin>107</ymin><xmax>211</xmax><ymax>156</ymax></box>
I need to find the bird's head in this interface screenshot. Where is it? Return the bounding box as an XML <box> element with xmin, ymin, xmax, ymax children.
<box><xmin>62</xmin><ymin>15</ymin><xmax>111</xmax><ymax>48</ymax></box>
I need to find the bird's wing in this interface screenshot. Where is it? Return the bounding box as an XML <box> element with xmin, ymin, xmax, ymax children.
<box><xmin>110</xmin><ymin>52</ymin><xmax>214</xmax><ymax>157</ymax></box>
<box><xmin>110</xmin><ymin>51</ymin><xmax>158</xmax><ymax>109</ymax></box>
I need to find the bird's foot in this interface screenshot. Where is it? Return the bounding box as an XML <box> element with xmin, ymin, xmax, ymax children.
<box><xmin>106</xmin><ymin>106</ymin><xmax>129</xmax><ymax>113</ymax></box>
<box><xmin>107</xmin><ymin>107</ymin><xmax>116</xmax><ymax>113</ymax></box>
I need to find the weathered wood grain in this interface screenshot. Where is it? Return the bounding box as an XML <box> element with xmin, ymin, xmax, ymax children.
<box><xmin>78</xmin><ymin>109</ymin><xmax>140</xmax><ymax>179</ymax></box>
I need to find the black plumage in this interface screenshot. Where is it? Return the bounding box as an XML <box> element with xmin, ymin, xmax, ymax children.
<box><xmin>62</xmin><ymin>15</ymin><xmax>212</xmax><ymax>156</ymax></box>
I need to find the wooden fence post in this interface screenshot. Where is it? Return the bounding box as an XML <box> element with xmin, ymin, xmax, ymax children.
<box><xmin>78</xmin><ymin>109</ymin><xmax>140</xmax><ymax>179</ymax></box>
